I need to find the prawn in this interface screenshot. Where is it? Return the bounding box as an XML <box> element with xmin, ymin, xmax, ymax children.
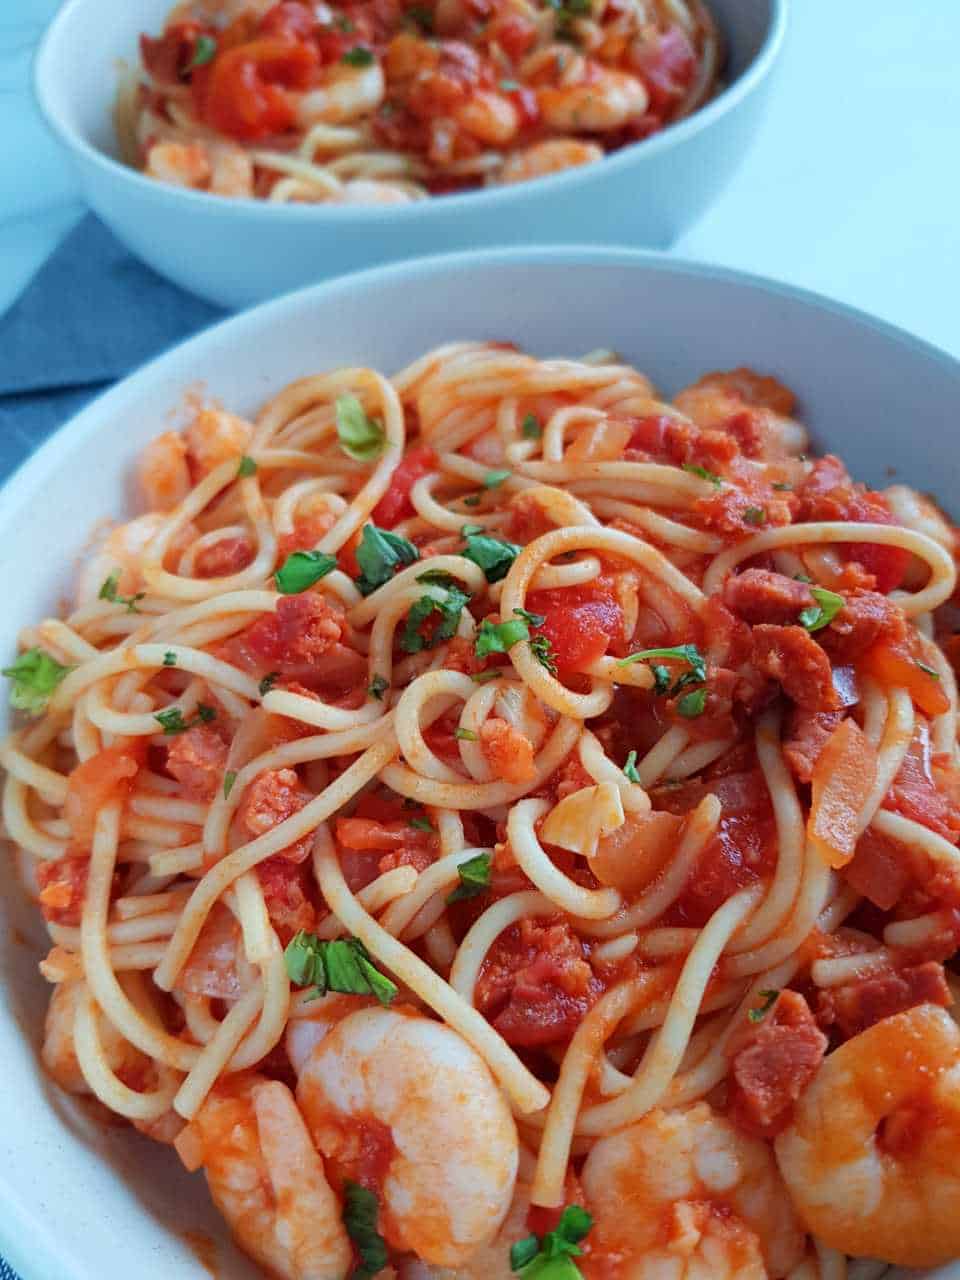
<box><xmin>297</xmin><ymin>63</ymin><xmax>385</xmax><ymax>126</ymax></box>
<box><xmin>775</xmin><ymin>1003</ymin><xmax>960</xmax><ymax>1269</ymax></box>
<box><xmin>42</xmin><ymin>979</ymin><xmax>143</xmax><ymax>1096</ymax></box>
<box><xmin>539</xmin><ymin>67</ymin><xmax>649</xmax><ymax>133</ymax></box>
<box><xmin>175</xmin><ymin>1073</ymin><xmax>352</xmax><ymax>1280</ymax></box>
<box><xmin>580</xmin><ymin>1101</ymin><xmax>804</xmax><ymax>1278</ymax></box>
<box><xmin>497</xmin><ymin>139</ymin><xmax>604</xmax><ymax>185</ymax></box>
<box><xmin>295</xmin><ymin>1005</ymin><xmax>519</xmax><ymax>1267</ymax></box>
<box><xmin>76</xmin><ymin>511</ymin><xmax>169</xmax><ymax>604</ymax></box>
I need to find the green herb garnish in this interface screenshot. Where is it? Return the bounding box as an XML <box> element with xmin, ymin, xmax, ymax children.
<box><xmin>274</xmin><ymin>549</ymin><xmax>337</xmax><ymax>595</ymax></box>
<box><xmin>283</xmin><ymin>932</ymin><xmax>397</xmax><ymax>1006</ymax></box>
<box><xmin>798</xmin><ymin>587</ymin><xmax>845</xmax><ymax>633</ymax></box>
<box><xmin>99</xmin><ymin>571</ymin><xmax>145</xmax><ymax>613</ymax></box>
<box><xmin>2</xmin><ymin>648</ymin><xmax>72</xmax><ymax>715</ymax></box>
<box><xmin>355</xmin><ymin>524</ymin><xmax>420</xmax><ymax>596</ymax></box>
<box><xmin>447</xmin><ymin>851</ymin><xmax>493</xmax><ymax>903</ymax></box>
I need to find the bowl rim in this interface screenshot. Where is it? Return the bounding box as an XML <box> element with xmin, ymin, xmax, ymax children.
<box><xmin>2</xmin><ymin>242</ymin><xmax>959</xmax><ymax>1280</ymax></box>
<box><xmin>32</xmin><ymin>0</ymin><xmax>788</xmax><ymax>223</ymax></box>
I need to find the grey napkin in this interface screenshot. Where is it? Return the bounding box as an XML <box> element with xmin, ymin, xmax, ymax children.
<box><xmin>0</xmin><ymin>213</ymin><xmax>225</xmax><ymax>482</ymax></box>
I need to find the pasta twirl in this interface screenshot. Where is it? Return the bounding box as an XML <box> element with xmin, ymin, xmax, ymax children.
<box><xmin>6</xmin><ymin>342</ymin><xmax>960</xmax><ymax>1277</ymax></box>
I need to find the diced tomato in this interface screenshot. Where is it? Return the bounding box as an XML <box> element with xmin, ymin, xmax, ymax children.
<box><xmin>726</xmin><ymin>990</ymin><xmax>827</xmax><ymax>1138</ymax></box>
<box><xmin>166</xmin><ymin>726</ymin><xmax>228</xmax><ymax>802</ymax></box>
<box><xmin>844</xmin><ymin>828</ymin><xmax>911</xmax><ymax>910</ymax></box>
<box><xmin>64</xmin><ymin>741</ymin><xmax>145</xmax><ymax>845</ymax></box>
<box><xmin>475</xmin><ymin>918</ymin><xmax>599</xmax><ymax>1046</ymax></box>
<box><xmin>37</xmin><ymin>856</ymin><xmax>90</xmax><ymax>927</ymax></box>
<box><xmin>807</xmin><ymin>718</ymin><xmax>878</xmax><ymax>868</ymax></box>
<box><xmin>861</xmin><ymin>638</ymin><xmax>950</xmax><ymax>717</ymax></box>
<box><xmin>371</xmin><ymin>446</ymin><xmax>437</xmax><ymax>528</ymax></box>
<box><xmin>198</xmin><ymin>38</ymin><xmax>317</xmax><ymax>141</ymax></box>
<box><xmin>655</xmin><ymin>770</ymin><xmax>777</xmax><ymax>926</ymax></box>
<box><xmin>883</xmin><ymin>725</ymin><xmax>960</xmax><ymax>840</ymax></box>
<box><xmin>256</xmin><ymin>855</ymin><xmax>316</xmax><ymax>942</ymax></box>
<box><xmin>526</xmin><ymin>580</ymin><xmax>623</xmax><ymax>677</ymax></box>
<box><xmin>140</xmin><ymin>21</ymin><xmax>205</xmax><ymax>83</ymax></box>
<box><xmin>631</xmin><ymin>25</ymin><xmax>696</xmax><ymax>117</ymax></box>
<box><xmin>194</xmin><ymin>534</ymin><xmax>255</xmax><ymax>578</ymax></box>
<box><xmin>233</xmin><ymin>594</ymin><xmax>346</xmax><ymax>670</ymax></box>
<box><xmin>258</xmin><ymin>1</ymin><xmax>317</xmax><ymax>41</ymax></box>
<box><xmin>480</xmin><ymin>718</ymin><xmax>536</xmax><ymax>785</ymax></box>
<box><xmin>277</xmin><ymin>511</ymin><xmax>336</xmax><ymax>559</ymax></box>
<box><xmin>239</xmin><ymin>767</ymin><xmax>313</xmax><ymax>862</ymax></box>
<box><xmin>493</xmin><ymin>15</ymin><xmax>538</xmax><ymax>60</ymax></box>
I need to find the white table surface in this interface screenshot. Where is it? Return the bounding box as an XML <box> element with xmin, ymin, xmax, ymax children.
<box><xmin>4</xmin><ymin>0</ymin><xmax>959</xmax><ymax>352</ymax></box>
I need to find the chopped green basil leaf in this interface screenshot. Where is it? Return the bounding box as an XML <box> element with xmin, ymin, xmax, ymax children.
<box><xmin>405</xmin><ymin>3</ymin><xmax>433</xmax><ymax>29</ymax></box>
<box><xmin>623</xmin><ymin>750</ymin><xmax>641</xmax><ymax>784</ymax></box>
<box><xmin>341</xmin><ymin>45</ymin><xmax>375</xmax><ymax>66</ymax></box>
<box><xmin>676</xmin><ymin>688</ymin><xmax>707</xmax><ymax>718</ymax></box>
<box><xmin>408</xmin><ymin>815</ymin><xmax>434</xmax><ymax>832</ymax></box>
<box><xmin>510</xmin><ymin>1204</ymin><xmax>593</xmax><ymax>1277</ymax></box>
<box><xmin>514</xmin><ymin>607</ymin><xmax>546</xmax><ymax>626</ymax></box>
<box><xmin>283</xmin><ymin>932</ymin><xmax>397</xmax><ymax>1007</ymax></box>
<box><xmin>343</xmin><ymin>1181</ymin><xmax>389</xmax><ymax>1278</ymax></box>
<box><xmin>472</xmin><ymin>668</ymin><xmax>502</xmax><ymax>683</ymax></box>
<box><xmin>163</xmin><ymin>650</ymin><xmax>178</xmax><ymax>667</ymax></box>
<box><xmin>650</xmin><ymin>663</ymin><xmax>671</xmax><ymax>695</ymax></box>
<box><xmin>461</xmin><ymin>523</ymin><xmax>485</xmax><ymax>537</ymax></box>
<box><xmin>463</xmin><ymin>493</ymin><xmax>482</xmax><ymax>507</ymax></box>
<box><xmin>2</xmin><ymin>648</ymin><xmax>73</xmax><ymax>715</ymax></box>
<box><xmin>355</xmin><ymin>524</ymin><xmax>420</xmax><ymax>596</ymax></box>
<box><xmin>463</xmin><ymin>533</ymin><xmax>522</xmax><ymax>583</ymax></box>
<box><xmin>617</xmin><ymin>644</ymin><xmax>706</xmax><ymax>683</ymax></box>
<box><xmin>335</xmin><ymin>393</ymin><xmax>385</xmax><ymax>461</ymax></box>
<box><xmin>476</xmin><ymin>616</ymin><xmax>529</xmax><ymax>658</ymax></box>
<box><xmin>772</xmin><ymin>482</ymin><xmax>793</xmax><ymax>491</ymax></box>
<box><xmin>455</xmin><ymin>727</ymin><xmax>479</xmax><ymax>741</ymax></box>
<box><xmin>681</xmin><ymin>462</ymin><xmax>721</xmax><ymax>487</ymax></box>
<box><xmin>499</xmin><ymin>77</ymin><xmax>520</xmax><ymax>91</ymax></box>
<box><xmin>223</xmin><ymin>770</ymin><xmax>237</xmax><ymax>799</ymax></box>
<box><xmin>743</xmin><ymin>506</ymin><xmax>766</xmax><ymax>526</ymax></box>
<box><xmin>483</xmin><ymin>469</ymin><xmax>511</xmax><ymax>488</ymax></box>
<box><xmin>259</xmin><ymin>672</ymin><xmax>279</xmax><ymax>697</ymax></box>
<box><xmin>447</xmin><ymin>851</ymin><xmax>492</xmax><ymax>903</ymax></box>
<box><xmin>798</xmin><ymin>586</ymin><xmax>845</xmax><ymax>633</ymax></box>
<box><xmin>186</xmin><ymin>33</ymin><xmax>217</xmax><ymax>70</ymax></box>
<box><xmin>521</xmin><ymin>412</ymin><xmax>542</xmax><ymax>440</ymax></box>
<box><xmin>274</xmin><ymin>549</ymin><xmax>337</xmax><ymax>594</ymax></box>
<box><xmin>915</xmin><ymin>659</ymin><xmax>941</xmax><ymax>679</ymax></box>
<box><xmin>529</xmin><ymin>633</ymin><xmax>558</xmax><ymax>675</ymax></box>
<box><xmin>237</xmin><ymin>454</ymin><xmax>257</xmax><ymax>477</ymax></box>
<box><xmin>400</xmin><ymin>585</ymin><xmax>471</xmax><ymax>653</ymax></box>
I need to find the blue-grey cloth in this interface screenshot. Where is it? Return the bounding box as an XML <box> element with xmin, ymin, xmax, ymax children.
<box><xmin>0</xmin><ymin>213</ymin><xmax>224</xmax><ymax>1280</ymax></box>
<box><xmin>0</xmin><ymin>214</ymin><xmax>225</xmax><ymax>483</ymax></box>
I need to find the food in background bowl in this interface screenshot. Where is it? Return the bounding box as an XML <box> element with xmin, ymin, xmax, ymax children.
<box><xmin>5</xmin><ymin>332</ymin><xmax>960</xmax><ymax>1277</ymax></box>
<box><xmin>121</xmin><ymin>0</ymin><xmax>720</xmax><ymax>201</ymax></box>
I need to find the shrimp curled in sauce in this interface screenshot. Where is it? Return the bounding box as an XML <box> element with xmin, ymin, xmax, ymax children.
<box><xmin>296</xmin><ymin>1006</ymin><xmax>518</xmax><ymax>1267</ymax></box>
<box><xmin>775</xmin><ymin>1003</ymin><xmax>960</xmax><ymax>1269</ymax></box>
<box><xmin>176</xmin><ymin>1074</ymin><xmax>352</xmax><ymax>1280</ymax></box>
<box><xmin>539</xmin><ymin>67</ymin><xmax>649</xmax><ymax>133</ymax></box>
<box><xmin>581</xmin><ymin>1101</ymin><xmax>804</xmax><ymax>1278</ymax></box>
<box><xmin>497</xmin><ymin>138</ymin><xmax>604</xmax><ymax>185</ymax></box>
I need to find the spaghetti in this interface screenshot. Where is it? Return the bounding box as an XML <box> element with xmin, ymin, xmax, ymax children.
<box><xmin>119</xmin><ymin>0</ymin><xmax>720</xmax><ymax>201</ymax></box>
<box><xmin>5</xmin><ymin>342</ymin><xmax>960</xmax><ymax>1277</ymax></box>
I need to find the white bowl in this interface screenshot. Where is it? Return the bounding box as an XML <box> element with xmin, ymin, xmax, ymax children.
<box><xmin>33</xmin><ymin>0</ymin><xmax>786</xmax><ymax>309</ymax></box>
<box><xmin>1</xmin><ymin>247</ymin><xmax>957</xmax><ymax>1280</ymax></box>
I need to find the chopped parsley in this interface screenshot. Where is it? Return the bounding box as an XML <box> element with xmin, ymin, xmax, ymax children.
<box><xmin>461</xmin><ymin>523</ymin><xmax>485</xmax><ymax>537</ymax></box>
<box><xmin>510</xmin><ymin>1204</ymin><xmax>593</xmax><ymax>1278</ymax></box>
<box><xmin>162</xmin><ymin>650</ymin><xmax>178</xmax><ymax>667</ymax></box>
<box><xmin>515</xmin><ymin>607</ymin><xmax>546</xmax><ymax>626</ymax></box>
<box><xmin>499</xmin><ymin>77</ymin><xmax>520</xmax><ymax>91</ymax></box>
<box><xmin>521</xmin><ymin>412</ymin><xmax>542</xmax><ymax>440</ymax></box>
<box><xmin>335</xmin><ymin>393</ymin><xmax>385</xmax><ymax>461</ymax></box>
<box><xmin>186</xmin><ymin>34</ymin><xmax>217</xmax><ymax>71</ymax></box>
<box><xmin>98</xmin><ymin>570</ymin><xmax>145</xmax><ymax>613</ymax></box>
<box><xmin>400</xmin><ymin>585</ymin><xmax>471</xmax><ymax>653</ymax></box>
<box><xmin>274</xmin><ymin>549</ymin><xmax>337</xmax><ymax>594</ymax></box>
<box><xmin>623</xmin><ymin>750</ymin><xmax>641</xmax><ymax>784</ymax></box>
<box><xmin>529</xmin><ymin>633</ymin><xmax>558</xmax><ymax>675</ymax></box>
<box><xmin>681</xmin><ymin>462</ymin><xmax>722</xmax><ymax>487</ymax></box>
<box><xmin>472</xmin><ymin>668</ymin><xmax>502</xmax><ymax>683</ymax></box>
<box><xmin>354</xmin><ymin>524</ymin><xmax>420</xmax><ymax>595</ymax></box>
<box><xmin>772</xmin><ymin>481</ymin><xmax>793</xmax><ymax>491</ymax></box>
<box><xmin>447</xmin><ymin>851</ymin><xmax>493</xmax><ymax>904</ymax></box>
<box><xmin>455</xmin><ymin>726</ymin><xmax>478</xmax><ymax>741</ymax></box>
<box><xmin>743</xmin><ymin>506</ymin><xmax>766</xmax><ymax>526</ymax></box>
<box><xmin>223</xmin><ymin>770</ymin><xmax>237</xmax><ymax>799</ymax></box>
<box><xmin>650</xmin><ymin>664</ymin><xmax>672</xmax><ymax>694</ymax></box>
<box><xmin>237</xmin><ymin>454</ymin><xmax>257</xmax><ymax>477</ymax></box>
<box><xmin>284</xmin><ymin>932</ymin><xmax>397</xmax><ymax>1006</ymax></box>
<box><xmin>154</xmin><ymin>703</ymin><xmax>216</xmax><ymax>735</ymax></box>
<box><xmin>748</xmin><ymin>989</ymin><xmax>780</xmax><ymax>1023</ymax></box>
<box><xmin>342</xmin><ymin>1181</ymin><xmax>389</xmax><ymax>1278</ymax></box>
<box><xmin>483</xmin><ymin>469</ymin><xmax>511</xmax><ymax>489</ymax></box>
<box><xmin>408</xmin><ymin>815</ymin><xmax>434</xmax><ymax>833</ymax></box>
<box><xmin>2</xmin><ymin>648</ymin><xmax>72</xmax><ymax>715</ymax></box>
<box><xmin>475</xmin><ymin>614</ymin><xmax>530</xmax><ymax>658</ymax></box>
<box><xmin>617</xmin><ymin>644</ymin><xmax>706</xmax><ymax>683</ymax></box>
<box><xmin>341</xmin><ymin>45</ymin><xmax>375</xmax><ymax>67</ymax></box>
<box><xmin>259</xmin><ymin>672</ymin><xmax>279</xmax><ymax>697</ymax></box>
<box><xmin>463</xmin><ymin>532</ymin><xmax>522</xmax><ymax>583</ymax></box>
<box><xmin>676</xmin><ymin>688</ymin><xmax>707</xmax><ymax>718</ymax></box>
<box><xmin>368</xmin><ymin>673</ymin><xmax>390</xmax><ymax>701</ymax></box>
<box><xmin>462</xmin><ymin>493</ymin><xmax>482</xmax><ymax>507</ymax></box>
<box><xmin>798</xmin><ymin>586</ymin><xmax>845</xmax><ymax>633</ymax></box>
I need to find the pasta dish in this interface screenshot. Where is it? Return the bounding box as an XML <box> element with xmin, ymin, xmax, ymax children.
<box><xmin>4</xmin><ymin>342</ymin><xmax>960</xmax><ymax>1278</ymax></box>
<box><xmin>119</xmin><ymin>0</ymin><xmax>720</xmax><ymax>201</ymax></box>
